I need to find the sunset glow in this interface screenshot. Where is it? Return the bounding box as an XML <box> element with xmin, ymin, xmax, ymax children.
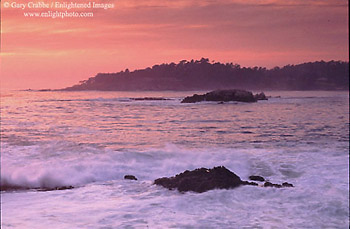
<box><xmin>1</xmin><ymin>0</ymin><xmax>348</xmax><ymax>89</ymax></box>
<box><xmin>1</xmin><ymin>1</ymin><xmax>349</xmax><ymax>227</ymax></box>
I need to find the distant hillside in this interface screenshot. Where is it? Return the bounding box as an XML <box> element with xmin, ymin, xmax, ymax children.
<box><xmin>63</xmin><ymin>59</ymin><xmax>349</xmax><ymax>91</ymax></box>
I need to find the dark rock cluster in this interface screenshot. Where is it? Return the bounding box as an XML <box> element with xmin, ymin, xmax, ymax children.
<box><xmin>124</xmin><ymin>175</ymin><xmax>138</xmax><ymax>180</ymax></box>
<box><xmin>263</xmin><ymin>182</ymin><xmax>294</xmax><ymax>188</ymax></box>
<box><xmin>249</xmin><ymin>175</ymin><xmax>265</xmax><ymax>182</ymax></box>
<box><xmin>154</xmin><ymin>166</ymin><xmax>250</xmax><ymax>193</ymax></box>
<box><xmin>181</xmin><ymin>89</ymin><xmax>267</xmax><ymax>103</ymax></box>
<box><xmin>249</xmin><ymin>175</ymin><xmax>294</xmax><ymax>188</ymax></box>
<box><xmin>154</xmin><ymin>166</ymin><xmax>294</xmax><ymax>193</ymax></box>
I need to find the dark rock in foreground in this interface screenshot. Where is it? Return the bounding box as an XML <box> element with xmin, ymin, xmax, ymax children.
<box><xmin>249</xmin><ymin>175</ymin><xmax>265</xmax><ymax>182</ymax></box>
<box><xmin>154</xmin><ymin>166</ymin><xmax>255</xmax><ymax>193</ymax></box>
<box><xmin>124</xmin><ymin>175</ymin><xmax>138</xmax><ymax>180</ymax></box>
<box><xmin>181</xmin><ymin>89</ymin><xmax>265</xmax><ymax>103</ymax></box>
<box><xmin>154</xmin><ymin>166</ymin><xmax>294</xmax><ymax>193</ymax></box>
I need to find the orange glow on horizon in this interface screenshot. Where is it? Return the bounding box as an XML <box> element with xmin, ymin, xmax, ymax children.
<box><xmin>1</xmin><ymin>0</ymin><xmax>348</xmax><ymax>90</ymax></box>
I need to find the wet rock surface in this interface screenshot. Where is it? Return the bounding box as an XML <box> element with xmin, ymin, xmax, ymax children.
<box><xmin>154</xmin><ymin>166</ymin><xmax>293</xmax><ymax>193</ymax></box>
<box><xmin>249</xmin><ymin>175</ymin><xmax>265</xmax><ymax>182</ymax></box>
<box><xmin>154</xmin><ymin>166</ymin><xmax>246</xmax><ymax>193</ymax></box>
<box><xmin>124</xmin><ymin>175</ymin><xmax>138</xmax><ymax>180</ymax></box>
<box><xmin>250</xmin><ymin>176</ymin><xmax>294</xmax><ymax>188</ymax></box>
<box><xmin>264</xmin><ymin>182</ymin><xmax>282</xmax><ymax>188</ymax></box>
<box><xmin>282</xmin><ymin>182</ymin><xmax>294</xmax><ymax>187</ymax></box>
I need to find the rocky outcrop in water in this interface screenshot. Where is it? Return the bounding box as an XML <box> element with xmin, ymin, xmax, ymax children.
<box><xmin>154</xmin><ymin>166</ymin><xmax>294</xmax><ymax>193</ymax></box>
<box><xmin>254</xmin><ymin>92</ymin><xmax>268</xmax><ymax>101</ymax></box>
<box><xmin>249</xmin><ymin>175</ymin><xmax>265</xmax><ymax>182</ymax></box>
<box><xmin>155</xmin><ymin>166</ymin><xmax>257</xmax><ymax>193</ymax></box>
<box><xmin>181</xmin><ymin>89</ymin><xmax>264</xmax><ymax>103</ymax></box>
<box><xmin>249</xmin><ymin>175</ymin><xmax>294</xmax><ymax>188</ymax></box>
<box><xmin>0</xmin><ymin>184</ymin><xmax>74</xmax><ymax>192</ymax></box>
<box><xmin>124</xmin><ymin>175</ymin><xmax>138</xmax><ymax>180</ymax></box>
<box><xmin>263</xmin><ymin>181</ymin><xmax>294</xmax><ymax>188</ymax></box>
<box><xmin>130</xmin><ymin>97</ymin><xmax>171</xmax><ymax>101</ymax></box>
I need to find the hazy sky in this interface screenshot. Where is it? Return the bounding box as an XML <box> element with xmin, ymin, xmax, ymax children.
<box><xmin>1</xmin><ymin>0</ymin><xmax>348</xmax><ymax>89</ymax></box>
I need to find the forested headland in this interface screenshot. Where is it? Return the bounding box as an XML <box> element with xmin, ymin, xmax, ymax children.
<box><xmin>63</xmin><ymin>59</ymin><xmax>349</xmax><ymax>91</ymax></box>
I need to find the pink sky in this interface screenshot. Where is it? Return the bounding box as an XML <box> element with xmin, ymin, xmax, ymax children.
<box><xmin>1</xmin><ymin>0</ymin><xmax>348</xmax><ymax>90</ymax></box>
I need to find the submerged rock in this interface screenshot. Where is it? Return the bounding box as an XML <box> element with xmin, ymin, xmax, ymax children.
<box><xmin>254</xmin><ymin>92</ymin><xmax>268</xmax><ymax>100</ymax></box>
<box><xmin>249</xmin><ymin>175</ymin><xmax>265</xmax><ymax>182</ymax></box>
<box><xmin>181</xmin><ymin>89</ymin><xmax>258</xmax><ymax>103</ymax></box>
<box><xmin>282</xmin><ymin>182</ymin><xmax>294</xmax><ymax>187</ymax></box>
<box><xmin>264</xmin><ymin>182</ymin><xmax>282</xmax><ymax>188</ymax></box>
<box><xmin>131</xmin><ymin>97</ymin><xmax>171</xmax><ymax>101</ymax></box>
<box><xmin>242</xmin><ymin>181</ymin><xmax>259</xmax><ymax>186</ymax></box>
<box><xmin>0</xmin><ymin>184</ymin><xmax>74</xmax><ymax>192</ymax></box>
<box><xmin>124</xmin><ymin>175</ymin><xmax>138</xmax><ymax>180</ymax></box>
<box><xmin>38</xmin><ymin>186</ymin><xmax>74</xmax><ymax>192</ymax></box>
<box><xmin>264</xmin><ymin>181</ymin><xmax>294</xmax><ymax>188</ymax></box>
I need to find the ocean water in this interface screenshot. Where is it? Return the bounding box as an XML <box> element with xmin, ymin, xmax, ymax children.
<box><xmin>1</xmin><ymin>90</ymin><xmax>349</xmax><ymax>228</ymax></box>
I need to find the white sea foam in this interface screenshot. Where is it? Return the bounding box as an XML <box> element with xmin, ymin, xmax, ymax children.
<box><xmin>1</xmin><ymin>144</ymin><xmax>252</xmax><ymax>189</ymax></box>
<box><xmin>2</xmin><ymin>144</ymin><xmax>348</xmax><ymax>228</ymax></box>
<box><xmin>1</xmin><ymin>143</ymin><xmax>348</xmax><ymax>193</ymax></box>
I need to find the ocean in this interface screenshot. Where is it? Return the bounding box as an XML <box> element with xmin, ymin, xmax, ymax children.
<box><xmin>1</xmin><ymin>90</ymin><xmax>349</xmax><ymax>228</ymax></box>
